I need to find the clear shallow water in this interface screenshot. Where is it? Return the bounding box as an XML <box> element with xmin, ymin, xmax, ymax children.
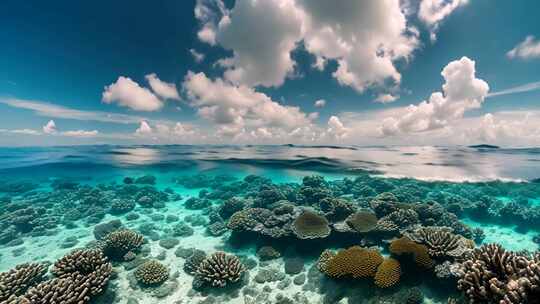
<box><xmin>1</xmin><ymin>145</ymin><xmax>540</xmax><ymax>304</ymax></box>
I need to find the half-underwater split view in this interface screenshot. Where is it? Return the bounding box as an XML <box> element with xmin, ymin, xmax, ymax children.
<box><xmin>2</xmin><ymin>1</ymin><xmax>540</xmax><ymax>304</ymax></box>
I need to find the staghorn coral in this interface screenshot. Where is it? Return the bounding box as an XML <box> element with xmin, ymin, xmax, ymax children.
<box><xmin>102</xmin><ymin>229</ymin><xmax>144</xmax><ymax>261</ymax></box>
<box><xmin>405</xmin><ymin>226</ymin><xmax>474</xmax><ymax>259</ymax></box>
<box><xmin>196</xmin><ymin>252</ymin><xmax>245</xmax><ymax>288</ymax></box>
<box><xmin>134</xmin><ymin>260</ymin><xmax>169</xmax><ymax>286</ymax></box>
<box><xmin>291</xmin><ymin>210</ymin><xmax>330</xmax><ymax>240</ymax></box>
<box><xmin>345</xmin><ymin>211</ymin><xmax>378</xmax><ymax>233</ymax></box>
<box><xmin>323</xmin><ymin>246</ymin><xmax>384</xmax><ymax>279</ymax></box>
<box><xmin>374</xmin><ymin>258</ymin><xmax>401</xmax><ymax>288</ymax></box>
<box><xmin>457</xmin><ymin>243</ymin><xmax>540</xmax><ymax>304</ymax></box>
<box><xmin>390</xmin><ymin>237</ymin><xmax>435</xmax><ymax>269</ymax></box>
<box><xmin>0</xmin><ymin>263</ymin><xmax>48</xmax><ymax>301</ymax></box>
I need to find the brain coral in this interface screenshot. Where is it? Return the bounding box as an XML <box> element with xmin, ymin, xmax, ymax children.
<box><xmin>345</xmin><ymin>211</ymin><xmax>378</xmax><ymax>233</ymax></box>
<box><xmin>291</xmin><ymin>210</ymin><xmax>331</xmax><ymax>239</ymax></box>
<box><xmin>134</xmin><ymin>260</ymin><xmax>169</xmax><ymax>286</ymax></box>
<box><xmin>103</xmin><ymin>229</ymin><xmax>144</xmax><ymax>261</ymax></box>
<box><xmin>374</xmin><ymin>258</ymin><xmax>401</xmax><ymax>288</ymax></box>
<box><xmin>390</xmin><ymin>237</ymin><xmax>434</xmax><ymax>269</ymax></box>
<box><xmin>324</xmin><ymin>246</ymin><xmax>383</xmax><ymax>278</ymax></box>
<box><xmin>0</xmin><ymin>263</ymin><xmax>48</xmax><ymax>301</ymax></box>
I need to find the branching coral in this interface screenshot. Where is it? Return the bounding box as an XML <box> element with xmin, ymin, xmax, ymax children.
<box><xmin>374</xmin><ymin>258</ymin><xmax>401</xmax><ymax>288</ymax></box>
<box><xmin>52</xmin><ymin>249</ymin><xmax>110</xmax><ymax>279</ymax></box>
<box><xmin>196</xmin><ymin>252</ymin><xmax>245</xmax><ymax>288</ymax></box>
<box><xmin>102</xmin><ymin>229</ymin><xmax>144</xmax><ymax>261</ymax></box>
<box><xmin>0</xmin><ymin>263</ymin><xmax>48</xmax><ymax>301</ymax></box>
<box><xmin>134</xmin><ymin>260</ymin><xmax>169</xmax><ymax>286</ymax></box>
<box><xmin>291</xmin><ymin>210</ymin><xmax>330</xmax><ymax>239</ymax></box>
<box><xmin>390</xmin><ymin>237</ymin><xmax>435</xmax><ymax>269</ymax></box>
<box><xmin>457</xmin><ymin>244</ymin><xmax>540</xmax><ymax>304</ymax></box>
<box><xmin>405</xmin><ymin>226</ymin><xmax>474</xmax><ymax>259</ymax></box>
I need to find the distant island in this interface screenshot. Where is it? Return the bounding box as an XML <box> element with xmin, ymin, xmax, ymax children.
<box><xmin>468</xmin><ymin>144</ymin><xmax>500</xmax><ymax>149</ymax></box>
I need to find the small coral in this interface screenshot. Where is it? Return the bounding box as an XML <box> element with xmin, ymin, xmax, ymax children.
<box><xmin>291</xmin><ymin>210</ymin><xmax>330</xmax><ymax>240</ymax></box>
<box><xmin>374</xmin><ymin>258</ymin><xmax>401</xmax><ymax>288</ymax></box>
<box><xmin>345</xmin><ymin>211</ymin><xmax>378</xmax><ymax>233</ymax></box>
<box><xmin>196</xmin><ymin>252</ymin><xmax>245</xmax><ymax>288</ymax></box>
<box><xmin>0</xmin><ymin>263</ymin><xmax>48</xmax><ymax>301</ymax></box>
<box><xmin>390</xmin><ymin>237</ymin><xmax>434</xmax><ymax>268</ymax></box>
<box><xmin>135</xmin><ymin>260</ymin><xmax>169</xmax><ymax>286</ymax></box>
<box><xmin>323</xmin><ymin>246</ymin><xmax>383</xmax><ymax>278</ymax></box>
<box><xmin>103</xmin><ymin>229</ymin><xmax>144</xmax><ymax>261</ymax></box>
<box><xmin>405</xmin><ymin>226</ymin><xmax>474</xmax><ymax>259</ymax></box>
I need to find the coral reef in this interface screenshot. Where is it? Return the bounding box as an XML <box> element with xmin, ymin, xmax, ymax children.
<box><xmin>405</xmin><ymin>226</ymin><xmax>474</xmax><ymax>259</ymax></box>
<box><xmin>390</xmin><ymin>237</ymin><xmax>435</xmax><ymax>268</ymax></box>
<box><xmin>291</xmin><ymin>210</ymin><xmax>331</xmax><ymax>239</ymax></box>
<box><xmin>345</xmin><ymin>211</ymin><xmax>378</xmax><ymax>233</ymax></box>
<box><xmin>134</xmin><ymin>260</ymin><xmax>169</xmax><ymax>286</ymax></box>
<box><xmin>196</xmin><ymin>252</ymin><xmax>245</xmax><ymax>288</ymax></box>
<box><xmin>0</xmin><ymin>263</ymin><xmax>48</xmax><ymax>301</ymax></box>
<box><xmin>322</xmin><ymin>246</ymin><xmax>383</xmax><ymax>278</ymax></box>
<box><xmin>374</xmin><ymin>258</ymin><xmax>401</xmax><ymax>288</ymax></box>
<box><xmin>102</xmin><ymin>229</ymin><xmax>144</xmax><ymax>261</ymax></box>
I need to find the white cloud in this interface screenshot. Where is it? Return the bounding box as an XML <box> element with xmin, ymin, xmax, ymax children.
<box><xmin>314</xmin><ymin>99</ymin><xmax>326</xmax><ymax>108</ymax></box>
<box><xmin>102</xmin><ymin>76</ymin><xmax>163</xmax><ymax>111</ymax></box>
<box><xmin>380</xmin><ymin>56</ymin><xmax>489</xmax><ymax>135</ymax></box>
<box><xmin>189</xmin><ymin>49</ymin><xmax>205</xmax><ymax>63</ymax></box>
<box><xmin>507</xmin><ymin>36</ymin><xmax>540</xmax><ymax>60</ymax></box>
<box><xmin>42</xmin><ymin>120</ymin><xmax>57</xmax><ymax>134</ymax></box>
<box><xmin>197</xmin><ymin>0</ymin><xmax>419</xmax><ymax>92</ymax></box>
<box><xmin>145</xmin><ymin>74</ymin><xmax>180</xmax><ymax>100</ymax></box>
<box><xmin>418</xmin><ymin>0</ymin><xmax>468</xmax><ymax>42</ymax></box>
<box><xmin>487</xmin><ymin>81</ymin><xmax>540</xmax><ymax>98</ymax></box>
<box><xmin>62</xmin><ymin>130</ymin><xmax>99</xmax><ymax>137</ymax></box>
<box><xmin>374</xmin><ymin>94</ymin><xmax>399</xmax><ymax>103</ymax></box>
<box><xmin>135</xmin><ymin>121</ymin><xmax>153</xmax><ymax>135</ymax></box>
<box><xmin>326</xmin><ymin>116</ymin><xmax>349</xmax><ymax>140</ymax></box>
<box><xmin>0</xmin><ymin>129</ymin><xmax>41</xmax><ymax>135</ymax></box>
<box><xmin>183</xmin><ymin>71</ymin><xmax>314</xmax><ymax>137</ymax></box>
<box><xmin>194</xmin><ymin>0</ymin><xmax>228</xmax><ymax>45</ymax></box>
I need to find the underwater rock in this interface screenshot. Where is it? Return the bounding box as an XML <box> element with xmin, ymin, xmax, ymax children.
<box><xmin>0</xmin><ymin>262</ymin><xmax>48</xmax><ymax>301</ymax></box>
<box><xmin>172</xmin><ymin>222</ymin><xmax>194</xmax><ymax>237</ymax></box>
<box><xmin>291</xmin><ymin>210</ymin><xmax>330</xmax><ymax>240</ymax></box>
<box><xmin>109</xmin><ymin>199</ymin><xmax>135</xmax><ymax>215</ymax></box>
<box><xmin>134</xmin><ymin>175</ymin><xmax>156</xmax><ymax>185</ymax></box>
<box><xmin>206</xmin><ymin>221</ymin><xmax>227</xmax><ymax>236</ymax></box>
<box><xmin>256</xmin><ymin>246</ymin><xmax>281</xmax><ymax>261</ymax></box>
<box><xmin>254</xmin><ymin>268</ymin><xmax>285</xmax><ymax>284</ymax></box>
<box><xmin>60</xmin><ymin>236</ymin><xmax>79</xmax><ymax>249</ymax></box>
<box><xmin>184</xmin><ymin>197</ymin><xmax>211</xmax><ymax>210</ymax></box>
<box><xmin>284</xmin><ymin>257</ymin><xmax>304</xmax><ymax>275</ymax></box>
<box><xmin>293</xmin><ymin>274</ymin><xmax>306</xmax><ymax>285</ymax></box>
<box><xmin>183</xmin><ymin>249</ymin><xmax>207</xmax><ymax>275</ymax></box>
<box><xmin>158</xmin><ymin>238</ymin><xmax>179</xmax><ymax>249</ymax></box>
<box><xmin>134</xmin><ymin>260</ymin><xmax>169</xmax><ymax>286</ymax></box>
<box><xmin>196</xmin><ymin>252</ymin><xmax>245</xmax><ymax>288</ymax></box>
<box><xmin>165</xmin><ymin>214</ymin><xmax>180</xmax><ymax>223</ymax></box>
<box><xmin>125</xmin><ymin>212</ymin><xmax>140</xmax><ymax>221</ymax></box>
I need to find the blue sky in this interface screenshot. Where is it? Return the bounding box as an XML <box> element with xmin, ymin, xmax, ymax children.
<box><xmin>1</xmin><ymin>0</ymin><xmax>540</xmax><ymax>146</ymax></box>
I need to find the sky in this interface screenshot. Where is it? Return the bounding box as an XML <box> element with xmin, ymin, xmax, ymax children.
<box><xmin>1</xmin><ymin>0</ymin><xmax>540</xmax><ymax>147</ymax></box>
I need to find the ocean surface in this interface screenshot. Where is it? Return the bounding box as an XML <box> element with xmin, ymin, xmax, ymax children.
<box><xmin>1</xmin><ymin>145</ymin><xmax>539</xmax><ymax>303</ymax></box>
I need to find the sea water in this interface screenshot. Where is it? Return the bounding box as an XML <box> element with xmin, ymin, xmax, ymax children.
<box><xmin>0</xmin><ymin>145</ymin><xmax>539</xmax><ymax>303</ymax></box>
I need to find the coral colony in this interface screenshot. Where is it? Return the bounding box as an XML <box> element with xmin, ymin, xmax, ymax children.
<box><xmin>1</xmin><ymin>172</ymin><xmax>540</xmax><ymax>303</ymax></box>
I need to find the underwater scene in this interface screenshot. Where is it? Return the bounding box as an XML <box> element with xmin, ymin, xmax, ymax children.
<box><xmin>1</xmin><ymin>145</ymin><xmax>540</xmax><ymax>304</ymax></box>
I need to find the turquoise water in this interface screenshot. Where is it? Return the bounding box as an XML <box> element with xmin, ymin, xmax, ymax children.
<box><xmin>1</xmin><ymin>145</ymin><xmax>540</xmax><ymax>303</ymax></box>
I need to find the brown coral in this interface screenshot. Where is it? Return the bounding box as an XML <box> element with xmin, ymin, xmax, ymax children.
<box><xmin>316</xmin><ymin>249</ymin><xmax>336</xmax><ymax>273</ymax></box>
<box><xmin>345</xmin><ymin>211</ymin><xmax>378</xmax><ymax>233</ymax></box>
<box><xmin>102</xmin><ymin>229</ymin><xmax>144</xmax><ymax>261</ymax></box>
<box><xmin>323</xmin><ymin>246</ymin><xmax>384</xmax><ymax>278</ymax></box>
<box><xmin>0</xmin><ymin>263</ymin><xmax>48</xmax><ymax>301</ymax></box>
<box><xmin>374</xmin><ymin>258</ymin><xmax>401</xmax><ymax>288</ymax></box>
<box><xmin>291</xmin><ymin>210</ymin><xmax>330</xmax><ymax>240</ymax></box>
<box><xmin>390</xmin><ymin>237</ymin><xmax>434</xmax><ymax>268</ymax></box>
<box><xmin>405</xmin><ymin>226</ymin><xmax>473</xmax><ymax>259</ymax></box>
<box><xmin>196</xmin><ymin>252</ymin><xmax>245</xmax><ymax>288</ymax></box>
<box><xmin>52</xmin><ymin>249</ymin><xmax>109</xmax><ymax>278</ymax></box>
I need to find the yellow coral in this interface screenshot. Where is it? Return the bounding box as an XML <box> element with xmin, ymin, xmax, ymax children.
<box><xmin>324</xmin><ymin>246</ymin><xmax>383</xmax><ymax>278</ymax></box>
<box><xmin>390</xmin><ymin>237</ymin><xmax>434</xmax><ymax>269</ymax></box>
<box><xmin>374</xmin><ymin>258</ymin><xmax>401</xmax><ymax>288</ymax></box>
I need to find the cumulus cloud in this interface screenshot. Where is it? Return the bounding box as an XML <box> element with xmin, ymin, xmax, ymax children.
<box><xmin>314</xmin><ymin>99</ymin><xmax>326</xmax><ymax>108</ymax></box>
<box><xmin>374</xmin><ymin>94</ymin><xmax>399</xmax><ymax>104</ymax></box>
<box><xmin>197</xmin><ymin>0</ymin><xmax>419</xmax><ymax>92</ymax></box>
<box><xmin>42</xmin><ymin>120</ymin><xmax>57</xmax><ymax>134</ymax></box>
<box><xmin>183</xmin><ymin>71</ymin><xmax>314</xmax><ymax>138</ymax></box>
<box><xmin>507</xmin><ymin>36</ymin><xmax>540</xmax><ymax>59</ymax></box>
<box><xmin>194</xmin><ymin>0</ymin><xmax>228</xmax><ymax>45</ymax></box>
<box><xmin>418</xmin><ymin>0</ymin><xmax>468</xmax><ymax>42</ymax></box>
<box><xmin>145</xmin><ymin>74</ymin><xmax>180</xmax><ymax>100</ymax></box>
<box><xmin>135</xmin><ymin>121</ymin><xmax>153</xmax><ymax>135</ymax></box>
<box><xmin>380</xmin><ymin>56</ymin><xmax>489</xmax><ymax>135</ymax></box>
<box><xmin>103</xmin><ymin>76</ymin><xmax>163</xmax><ymax>111</ymax></box>
<box><xmin>189</xmin><ymin>49</ymin><xmax>205</xmax><ymax>63</ymax></box>
<box><xmin>326</xmin><ymin>116</ymin><xmax>349</xmax><ymax>140</ymax></box>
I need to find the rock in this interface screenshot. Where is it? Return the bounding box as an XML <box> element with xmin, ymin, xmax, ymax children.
<box><xmin>159</xmin><ymin>238</ymin><xmax>180</xmax><ymax>249</ymax></box>
<box><xmin>293</xmin><ymin>274</ymin><xmax>306</xmax><ymax>285</ymax></box>
<box><xmin>284</xmin><ymin>257</ymin><xmax>304</xmax><ymax>275</ymax></box>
